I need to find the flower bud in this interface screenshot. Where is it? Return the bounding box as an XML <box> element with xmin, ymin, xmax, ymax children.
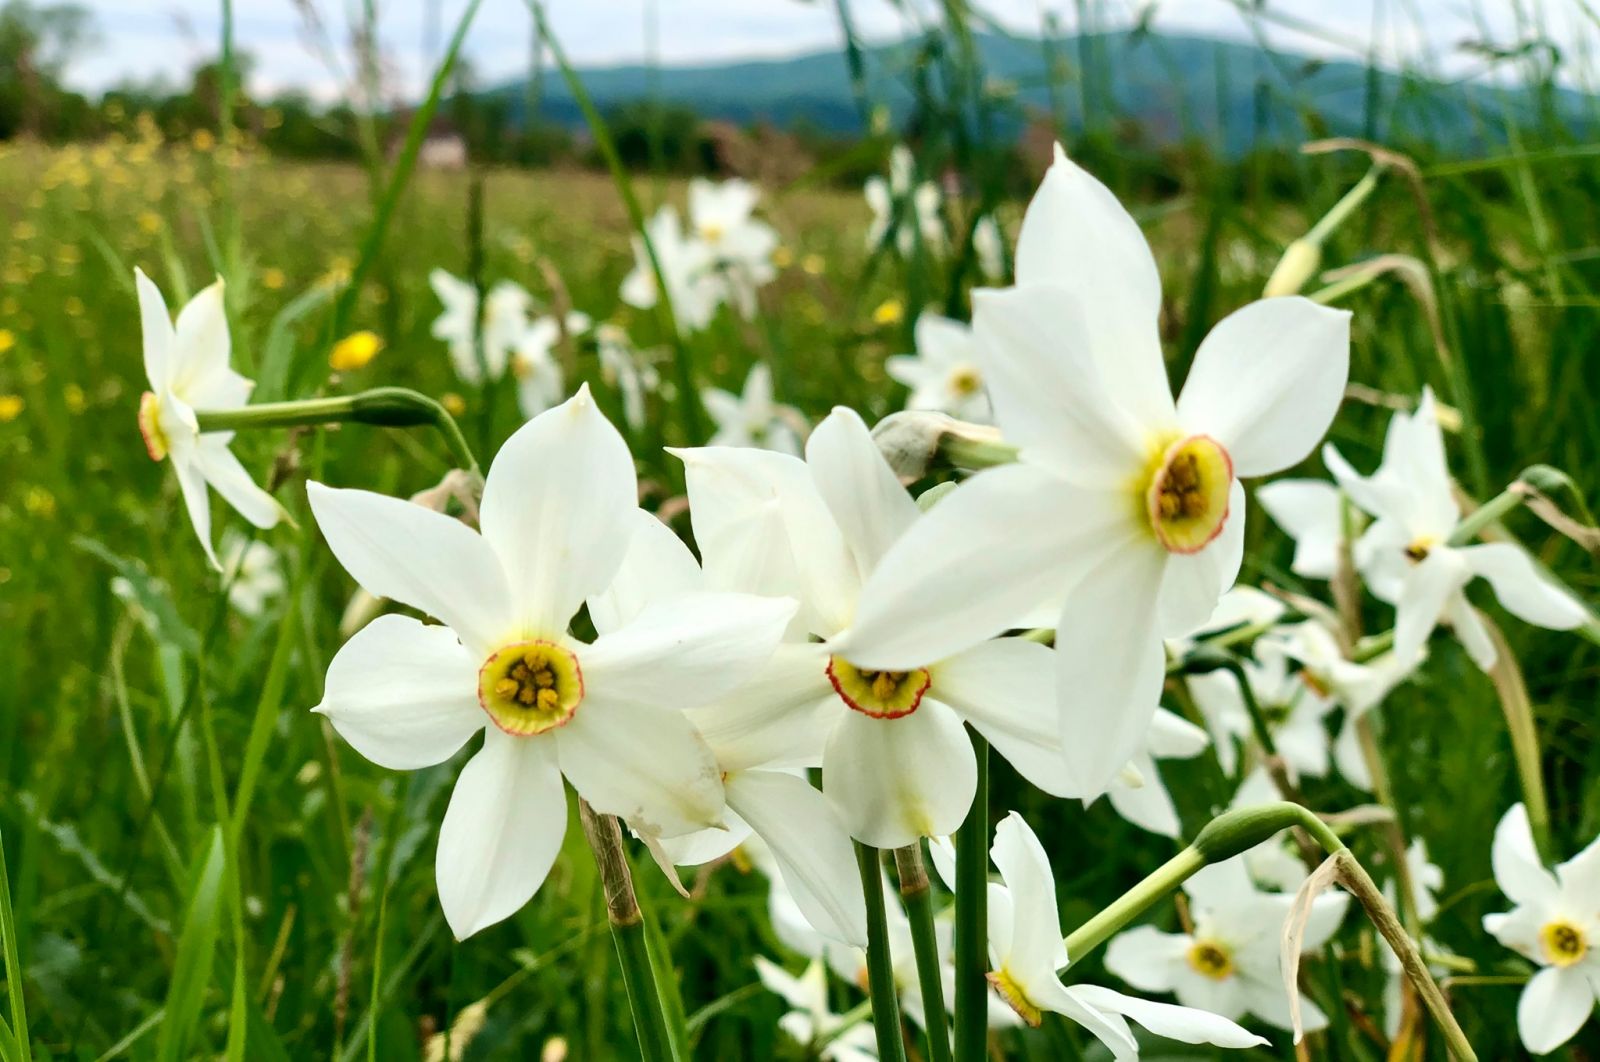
<box><xmin>1263</xmin><ymin>238</ymin><xmax>1322</xmax><ymax>298</ymax></box>
<box><xmin>871</xmin><ymin>410</ymin><xmax>1016</xmax><ymax>482</ymax></box>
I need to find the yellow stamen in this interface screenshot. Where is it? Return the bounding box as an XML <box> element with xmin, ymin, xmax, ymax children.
<box><xmin>949</xmin><ymin>365</ymin><xmax>982</xmax><ymax>396</ymax></box>
<box><xmin>1404</xmin><ymin>537</ymin><xmax>1435</xmax><ymax>563</ymax></box>
<box><xmin>1540</xmin><ymin>920</ymin><xmax>1588</xmax><ymax>968</ymax></box>
<box><xmin>1186</xmin><ymin>939</ymin><xmax>1235</xmax><ymax>981</ymax></box>
<box><xmin>478</xmin><ymin>640</ymin><xmax>584</xmax><ymax>736</ymax></box>
<box><xmin>827</xmin><ymin>657</ymin><xmax>931</xmax><ymax>720</ymax></box>
<box><xmin>1141</xmin><ymin>433</ymin><xmax>1234</xmax><ymax>554</ymax></box>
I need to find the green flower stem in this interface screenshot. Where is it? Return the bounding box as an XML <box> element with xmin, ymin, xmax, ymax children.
<box><xmin>578</xmin><ymin>801</ymin><xmax>675</xmax><ymax>1062</ymax></box>
<box><xmin>1060</xmin><ymin>803</ymin><xmax>1476</xmax><ymax>1062</ymax></box>
<box><xmin>1061</xmin><ymin>845</ymin><xmax>1207</xmax><ymax>963</ymax></box>
<box><xmin>953</xmin><ymin>727</ymin><xmax>989</xmax><ymax>1060</ymax></box>
<box><xmin>856</xmin><ymin>844</ymin><xmax>908</xmax><ymax>1062</ymax></box>
<box><xmin>1448</xmin><ymin>486</ymin><xmax>1527</xmax><ymax>546</ymax></box>
<box><xmin>1163</xmin><ymin>617</ymin><xmax>1282</xmax><ymax>674</ymax></box>
<box><xmin>894</xmin><ymin>844</ymin><xmax>953</xmax><ymax>1062</ymax></box>
<box><xmin>1309</xmin><ymin>165</ymin><xmax>1386</xmax><ymax>245</ymax></box>
<box><xmin>194</xmin><ymin>388</ymin><xmax>481</xmax><ymax>479</ymax></box>
<box><xmin>1186</xmin><ymin>654</ymin><xmax>1278</xmax><ymax>757</ymax></box>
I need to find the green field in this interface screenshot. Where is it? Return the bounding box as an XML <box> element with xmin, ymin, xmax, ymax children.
<box><xmin>4</xmin><ymin>12</ymin><xmax>1600</xmax><ymax>1059</ymax></box>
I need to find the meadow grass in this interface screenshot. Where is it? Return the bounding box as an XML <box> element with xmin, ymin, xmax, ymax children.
<box><xmin>2</xmin><ymin>33</ymin><xmax>1600</xmax><ymax>1058</ymax></box>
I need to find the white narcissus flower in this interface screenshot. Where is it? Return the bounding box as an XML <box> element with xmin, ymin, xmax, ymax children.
<box><xmin>1106</xmin><ymin>854</ymin><xmax>1349</xmax><ymax>1032</ymax></box>
<box><xmin>1102</xmin><ymin>708</ymin><xmax>1210</xmax><ymax>838</ymax></box>
<box><xmin>1483</xmin><ymin>803</ymin><xmax>1600</xmax><ymax>1054</ymax></box>
<box><xmin>986</xmin><ymin>812</ymin><xmax>1268</xmax><ymax>1056</ymax></box>
<box><xmin>134</xmin><ymin>268</ymin><xmax>281</xmax><ymax>569</ymax></box>
<box><xmin>1186</xmin><ymin>643</ymin><xmax>1336</xmax><ymax>783</ymax></box>
<box><xmin>885</xmin><ymin>313</ymin><xmax>992</xmax><ymax>423</ymax></box>
<box><xmin>677</xmin><ymin>407</ymin><xmax>1079</xmax><ymax>850</ymax></box>
<box><xmin>1328</xmin><ymin>389</ymin><xmax>1588</xmax><ymax>671</ymax></box>
<box><xmin>864</xmin><ymin>145</ymin><xmax>945</xmax><ymax>258</ymax></box>
<box><xmin>219</xmin><ymin>530</ymin><xmax>284</xmax><ymax>617</ymax></box>
<box><xmin>1256</xmin><ymin>476</ymin><xmax>1349</xmax><ymax>580</ymax></box>
<box><xmin>594</xmin><ymin>323</ymin><xmax>658</xmax><ymax>431</ymax></box>
<box><xmin>1164</xmin><ymin>585</ymin><xmax>1286</xmax><ymax>659</ymax></box>
<box><xmin>702</xmin><ymin>363</ymin><xmax>805</xmax><ymax>455</ymax></box>
<box><xmin>511</xmin><ymin>311</ymin><xmax>590</xmax><ymax>420</ymax></box>
<box><xmin>307</xmin><ymin>388</ymin><xmax>796</xmax><ymax>938</ymax></box>
<box><xmin>620</xmin><ymin>206</ymin><xmax>723</xmax><ymax>334</ymax></box>
<box><xmin>754</xmin><ymin>835</ymin><xmax>1014</xmax><ymax>1035</ymax></box>
<box><xmin>755</xmin><ymin>958</ymin><xmax>879</xmax><ymax>1062</ymax></box>
<box><xmin>972</xmin><ymin>213</ymin><xmax>1006</xmax><ymax>280</ymax></box>
<box><xmin>832</xmin><ymin>145</ymin><xmax>1351</xmax><ymax>798</ymax></box>
<box><xmin>1403</xmin><ymin>837</ymin><xmax>1444</xmax><ymax>925</ymax></box>
<box><xmin>1258</xmin><ymin>616</ymin><xmax>1416</xmax><ymax>791</ymax></box>
<box><xmin>428</xmin><ymin>271</ymin><xmax>534</xmax><ymax>384</ymax></box>
<box><xmin>689</xmin><ymin>177</ymin><xmax>778</xmax><ymax>319</ymax></box>
<box><xmin>593</xmin><ymin>510</ymin><xmax>867</xmax><ymax>948</ymax></box>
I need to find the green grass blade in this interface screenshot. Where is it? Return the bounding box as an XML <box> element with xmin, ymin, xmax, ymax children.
<box><xmin>156</xmin><ymin>828</ymin><xmax>227</xmax><ymax>1062</ymax></box>
<box><xmin>528</xmin><ymin>0</ymin><xmax>705</xmax><ymax>445</ymax></box>
<box><xmin>0</xmin><ymin>829</ymin><xmax>30</xmax><ymax>1062</ymax></box>
<box><xmin>326</xmin><ymin>0</ymin><xmax>485</xmax><ymax>348</ymax></box>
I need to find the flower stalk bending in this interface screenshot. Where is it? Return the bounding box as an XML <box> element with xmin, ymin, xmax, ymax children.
<box><xmin>1063</xmin><ymin>803</ymin><xmax>1477</xmax><ymax>1062</ymax></box>
<box><xmin>194</xmin><ymin>387</ymin><xmax>481</xmax><ymax>479</ymax></box>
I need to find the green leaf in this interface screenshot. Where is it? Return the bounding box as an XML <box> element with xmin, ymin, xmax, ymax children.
<box><xmin>74</xmin><ymin>537</ymin><xmax>202</xmax><ymax>657</ymax></box>
<box><xmin>0</xmin><ymin>828</ymin><xmax>29</xmax><ymax>1062</ymax></box>
<box><xmin>156</xmin><ymin>828</ymin><xmax>227</xmax><ymax>1062</ymax></box>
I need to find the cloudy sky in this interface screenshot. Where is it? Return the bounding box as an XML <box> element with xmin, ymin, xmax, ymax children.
<box><xmin>60</xmin><ymin>0</ymin><xmax>1594</xmax><ymax>101</ymax></box>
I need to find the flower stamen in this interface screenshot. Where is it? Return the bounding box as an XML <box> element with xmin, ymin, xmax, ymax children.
<box><xmin>949</xmin><ymin>365</ymin><xmax>982</xmax><ymax>396</ymax></box>
<box><xmin>1186</xmin><ymin>939</ymin><xmax>1235</xmax><ymax>981</ymax></box>
<box><xmin>1540</xmin><ymin>920</ymin><xmax>1588</xmax><ymax>968</ymax></box>
<box><xmin>827</xmin><ymin>656</ymin><xmax>931</xmax><ymax>719</ymax></box>
<box><xmin>1144</xmin><ymin>434</ymin><xmax>1233</xmax><ymax>554</ymax></box>
<box><xmin>478</xmin><ymin>640</ymin><xmax>584</xmax><ymax>736</ymax></box>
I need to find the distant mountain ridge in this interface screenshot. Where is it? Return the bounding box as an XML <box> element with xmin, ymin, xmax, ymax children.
<box><xmin>491</xmin><ymin>30</ymin><xmax>1595</xmax><ymax>156</ymax></box>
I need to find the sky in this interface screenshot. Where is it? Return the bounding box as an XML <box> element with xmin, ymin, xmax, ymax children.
<box><xmin>58</xmin><ymin>0</ymin><xmax>1597</xmax><ymax>102</ymax></box>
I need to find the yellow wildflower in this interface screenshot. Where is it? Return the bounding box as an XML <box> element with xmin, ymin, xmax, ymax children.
<box><xmin>0</xmin><ymin>395</ymin><xmax>23</xmax><ymax>421</ymax></box>
<box><xmin>330</xmin><ymin>331</ymin><xmax>384</xmax><ymax>372</ymax></box>
<box><xmin>873</xmin><ymin>298</ymin><xmax>905</xmax><ymax>326</ymax></box>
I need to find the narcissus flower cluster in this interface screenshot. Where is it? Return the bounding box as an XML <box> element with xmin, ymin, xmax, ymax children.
<box><xmin>128</xmin><ymin>137</ymin><xmax>1597</xmax><ymax>1057</ymax></box>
